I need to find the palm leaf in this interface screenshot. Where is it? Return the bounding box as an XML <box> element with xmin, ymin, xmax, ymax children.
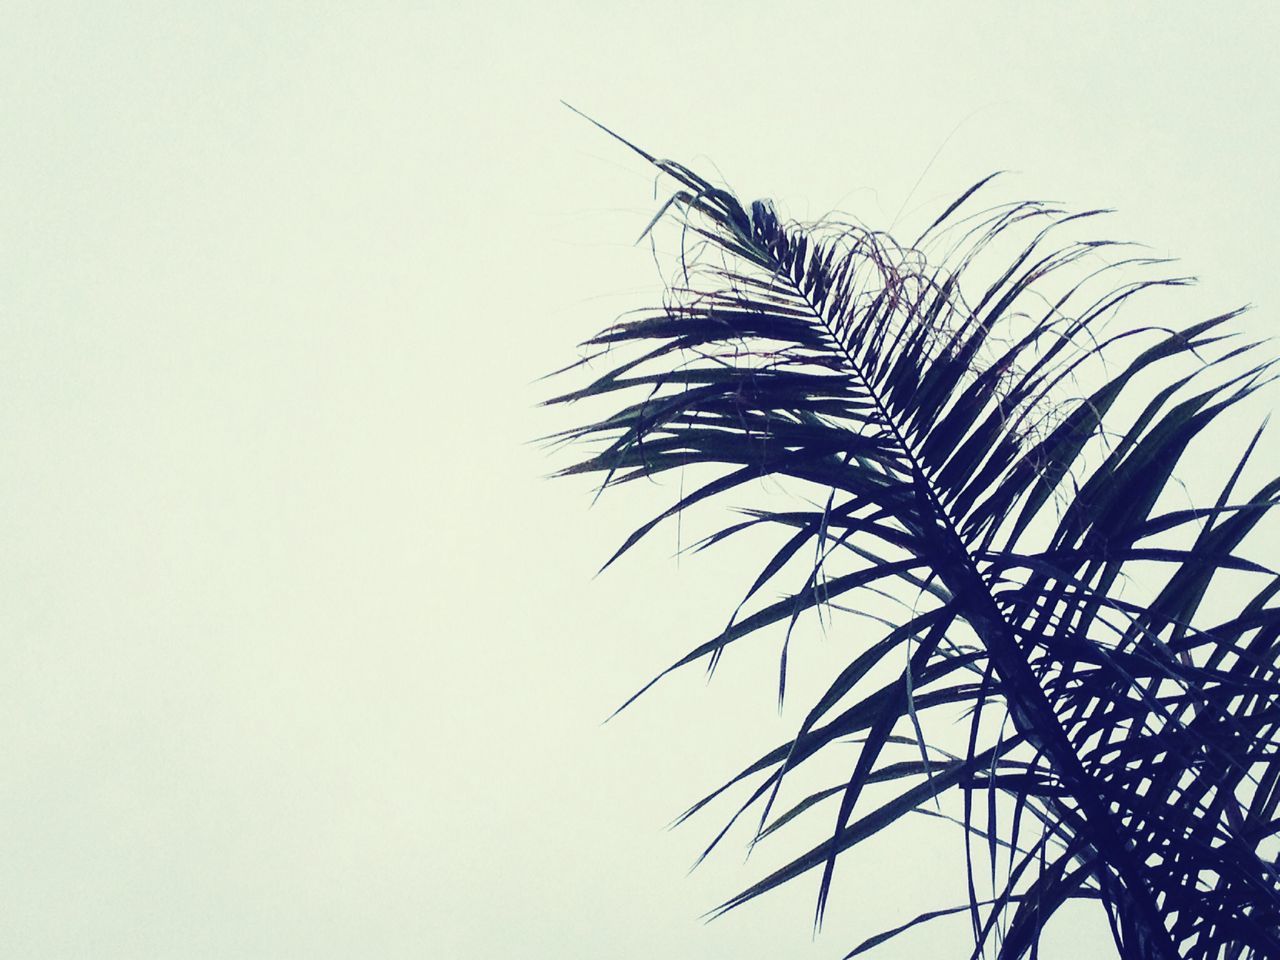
<box><xmin>545</xmin><ymin>112</ymin><xmax>1280</xmax><ymax>959</ymax></box>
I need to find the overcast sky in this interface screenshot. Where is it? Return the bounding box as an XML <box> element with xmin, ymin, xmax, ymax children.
<box><xmin>2</xmin><ymin>3</ymin><xmax>1278</xmax><ymax>958</ymax></box>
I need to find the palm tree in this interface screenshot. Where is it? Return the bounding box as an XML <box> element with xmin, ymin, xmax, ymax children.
<box><xmin>544</xmin><ymin>111</ymin><xmax>1280</xmax><ymax>959</ymax></box>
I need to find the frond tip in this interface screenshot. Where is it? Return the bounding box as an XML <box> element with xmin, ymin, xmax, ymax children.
<box><xmin>546</xmin><ymin>113</ymin><xmax>1280</xmax><ymax>960</ymax></box>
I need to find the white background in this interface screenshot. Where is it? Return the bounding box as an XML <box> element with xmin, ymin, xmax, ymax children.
<box><xmin>1</xmin><ymin>3</ymin><xmax>1277</xmax><ymax>957</ymax></box>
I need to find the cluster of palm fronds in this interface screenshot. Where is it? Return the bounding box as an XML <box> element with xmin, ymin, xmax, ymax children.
<box><xmin>544</xmin><ymin>112</ymin><xmax>1280</xmax><ymax>959</ymax></box>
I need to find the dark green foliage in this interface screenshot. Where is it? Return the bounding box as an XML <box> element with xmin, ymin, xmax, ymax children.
<box><xmin>545</xmin><ymin>112</ymin><xmax>1280</xmax><ymax>959</ymax></box>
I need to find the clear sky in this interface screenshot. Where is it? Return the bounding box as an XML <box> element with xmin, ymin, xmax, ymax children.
<box><xmin>1</xmin><ymin>3</ymin><xmax>1277</xmax><ymax>958</ymax></box>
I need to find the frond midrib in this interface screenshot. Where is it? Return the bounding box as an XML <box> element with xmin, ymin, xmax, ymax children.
<box><xmin>743</xmin><ymin>214</ymin><xmax>1183</xmax><ymax>960</ymax></box>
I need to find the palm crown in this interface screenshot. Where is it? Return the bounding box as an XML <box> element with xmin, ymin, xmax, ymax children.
<box><xmin>545</xmin><ymin>112</ymin><xmax>1280</xmax><ymax>960</ymax></box>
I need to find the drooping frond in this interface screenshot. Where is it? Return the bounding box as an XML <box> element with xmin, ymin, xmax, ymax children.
<box><xmin>546</xmin><ymin>113</ymin><xmax>1280</xmax><ymax>960</ymax></box>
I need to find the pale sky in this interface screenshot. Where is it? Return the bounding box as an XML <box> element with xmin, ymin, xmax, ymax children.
<box><xmin>2</xmin><ymin>3</ymin><xmax>1278</xmax><ymax>958</ymax></box>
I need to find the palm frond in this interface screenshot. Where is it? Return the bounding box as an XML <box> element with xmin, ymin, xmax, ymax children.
<box><xmin>546</xmin><ymin>114</ymin><xmax>1280</xmax><ymax>959</ymax></box>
